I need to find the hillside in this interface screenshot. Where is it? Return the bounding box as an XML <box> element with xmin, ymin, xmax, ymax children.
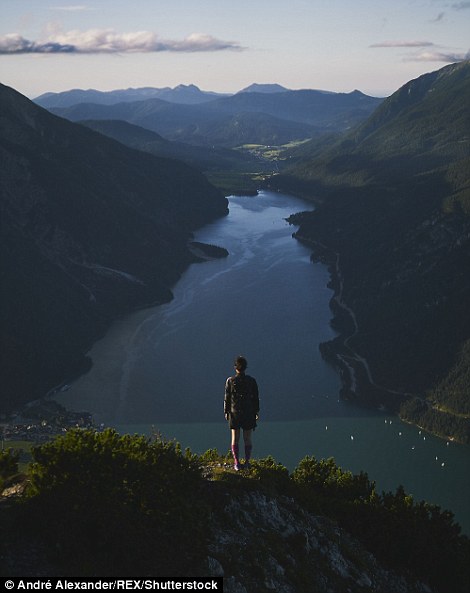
<box><xmin>0</xmin><ymin>83</ymin><xmax>228</xmax><ymax>414</ymax></box>
<box><xmin>275</xmin><ymin>62</ymin><xmax>470</xmax><ymax>442</ymax></box>
<box><xmin>49</xmin><ymin>99</ymin><xmax>319</xmax><ymax>148</ymax></box>
<box><xmin>2</xmin><ymin>430</ymin><xmax>469</xmax><ymax>591</ymax></box>
<box><xmin>287</xmin><ymin>61</ymin><xmax>470</xmax><ymax>188</ymax></box>
<box><xmin>46</xmin><ymin>88</ymin><xmax>383</xmax><ymax>148</ymax></box>
<box><xmin>79</xmin><ymin>119</ymin><xmax>260</xmax><ymax>175</ymax></box>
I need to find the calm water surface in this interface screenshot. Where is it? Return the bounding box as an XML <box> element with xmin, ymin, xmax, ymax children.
<box><xmin>58</xmin><ymin>191</ymin><xmax>470</xmax><ymax>533</ymax></box>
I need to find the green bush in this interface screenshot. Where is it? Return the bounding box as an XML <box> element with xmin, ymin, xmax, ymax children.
<box><xmin>26</xmin><ymin>428</ymin><xmax>208</xmax><ymax>575</ymax></box>
<box><xmin>0</xmin><ymin>448</ymin><xmax>20</xmax><ymax>491</ymax></box>
<box><xmin>292</xmin><ymin>455</ymin><xmax>374</xmax><ymax>508</ymax></box>
<box><xmin>291</xmin><ymin>455</ymin><xmax>470</xmax><ymax>593</ymax></box>
<box><xmin>199</xmin><ymin>448</ymin><xmax>222</xmax><ymax>463</ymax></box>
<box><xmin>249</xmin><ymin>456</ymin><xmax>290</xmax><ymax>493</ymax></box>
<box><xmin>0</xmin><ymin>448</ymin><xmax>19</xmax><ymax>481</ymax></box>
<box><xmin>358</xmin><ymin>486</ymin><xmax>470</xmax><ymax>593</ymax></box>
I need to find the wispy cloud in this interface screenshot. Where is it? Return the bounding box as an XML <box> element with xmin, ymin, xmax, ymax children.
<box><xmin>430</xmin><ymin>12</ymin><xmax>445</xmax><ymax>23</ymax></box>
<box><xmin>370</xmin><ymin>40</ymin><xmax>435</xmax><ymax>48</ymax></box>
<box><xmin>451</xmin><ymin>2</ymin><xmax>470</xmax><ymax>10</ymax></box>
<box><xmin>406</xmin><ymin>49</ymin><xmax>470</xmax><ymax>63</ymax></box>
<box><xmin>429</xmin><ymin>1</ymin><xmax>470</xmax><ymax>23</ymax></box>
<box><xmin>0</xmin><ymin>29</ymin><xmax>244</xmax><ymax>54</ymax></box>
<box><xmin>369</xmin><ymin>39</ymin><xmax>470</xmax><ymax>64</ymax></box>
<box><xmin>49</xmin><ymin>5</ymin><xmax>91</xmax><ymax>9</ymax></box>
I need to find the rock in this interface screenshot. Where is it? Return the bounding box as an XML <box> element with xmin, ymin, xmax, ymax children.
<box><xmin>208</xmin><ymin>489</ymin><xmax>434</xmax><ymax>593</ymax></box>
<box><xmin>207</xmin><ymin>556</ymin><xmax>224</xmax><ymax>577</ymax></box>
<box><xmin>223</xmin><ymin>577</ymin><xmax>248</xmax><ymax>593</ymax></box>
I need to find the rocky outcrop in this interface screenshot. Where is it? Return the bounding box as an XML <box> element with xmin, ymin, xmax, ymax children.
<box><xmin>208</xmin><ymin>490</ymin><xmax>432</xmax><ymax>593</ymax></box>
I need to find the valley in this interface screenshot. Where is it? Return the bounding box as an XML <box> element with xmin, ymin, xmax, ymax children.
<box><xmin>2</xmin><ymin>63</ymin><xmax>470</xmax><ymax>445</ymax></box>
<box><xmin>2</xmin><ymin>2</ymin><xmax>469</xmax><ymax>587</ymax></box>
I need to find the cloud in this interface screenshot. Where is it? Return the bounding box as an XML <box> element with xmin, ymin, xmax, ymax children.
<box><xmin>430</xmin><ymin>12</ymin><xmax>445</xmax><ymax>23</ymax></box>
<box><xmin>370</xmin><ymin>40</ymin><xmax>435</xmax><ymax>48</ymax></box>
<box><xmin>0</xmin><ymin>29</ymin><xmax>244</xmax><ymax>54</ymax></box>
<box><xmin>451</xmin><ymin>2</ymin><xmax>470</xmax><ymax>9</ymax></box>
<box><xmin>406</xmin><ymin>49</ymin><xmax>470</xmax><ymax>63</ymax></box>
<box><xmin>48</xmin><ymin>5</ymin><xmax>93</xmax><ymax>10</ymax></box>
<box><xmin>369</xmin><ymin>39</ymin><xmax>470</xmax><ymax>64</ymax></box>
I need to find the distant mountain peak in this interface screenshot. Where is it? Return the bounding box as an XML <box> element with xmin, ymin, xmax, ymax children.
<box><xmin>238</xmin><ymin>83</ymin><xmax>290</xmax><ymax>94</ymax></box>
<box><xmin>174</xmin><ymin>83</ymin><xmax>200</xmax><ymax>90</ymax></box>
<box><xmin>34</xmin><ymin>84</ymin><xmax>229</xmax><ymax>108</ymax></box>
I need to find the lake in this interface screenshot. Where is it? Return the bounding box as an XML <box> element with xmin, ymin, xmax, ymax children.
<box><xmin>57</xmin><ymin>190</ymin><xmax>470</xmax><ymax>533</ymax></box>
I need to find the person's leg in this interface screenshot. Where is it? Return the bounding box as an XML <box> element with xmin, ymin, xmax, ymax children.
<box><xmin>231</xmin><ymin>428</ymin><xmax>241</xmax><ymax>469</ymax></box>
<box><xmin>243</xmin><ymin>429</ymin><xmax>253</xmax><ymax>467</ymax></box>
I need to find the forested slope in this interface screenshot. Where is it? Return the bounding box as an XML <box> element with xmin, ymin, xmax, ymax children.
<box><xmin>0</xmin><ymin>83</ymin><xmax>227</xmax><ymax>412</ymax></box>
<box><xmin>275</xmin><ymin>62</ymin><xmax>470</xmax><ymax>442</ymax></box>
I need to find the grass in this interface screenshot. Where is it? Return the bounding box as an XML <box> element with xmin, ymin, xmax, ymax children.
<box><xmin>237</xmin><ymin>139</ymin><xmax>311</xmax><ymax>161</ymax></box>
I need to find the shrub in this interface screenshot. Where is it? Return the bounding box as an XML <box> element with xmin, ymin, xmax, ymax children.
<box><xmin>292</xmin><ymin>455</ymin><xmax>374</xmax><ymax>507</ymax></box>
<box><xmin>0</xmin><ymin>448</ymin><xmax>19</xmax><ymax>481</ymax></box>
<box><xmin>291</xmin><ymin>455</ymin><xmax>470</xmax><ymax>593</ymax></box>
<box><xmin>249</xmin><ymin>456</ymin><xmax>290</xmax><ymax>492</ymax></box>
<box><xmin>199</xmin><ymin>448</ymin><xmax>222</xmax><ymax>463</ymax></box>
<box><xmin>26</xmin><ymin>428</ymin><xmax>208</xmax><ymax>575</ymax></box>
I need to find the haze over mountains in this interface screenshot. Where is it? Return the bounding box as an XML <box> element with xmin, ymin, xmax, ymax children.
<box><xmin>35</xmin><ymin>84</ymin><xmax>231</xmax><ymax>108</ymax></box>
<box><xmin>37</xmin><ymin>85</ymin><xmax>382</xmax><ymax>148</ymax></box>
<box><xmin>33</xmin><ymin>82</ymin><xmax>326</xmax><ymax>109</ymax></box>
<box><xmin>33</xmin><ymin>83</ymin><xmax>294</xmax><ymax>109</ymax></box>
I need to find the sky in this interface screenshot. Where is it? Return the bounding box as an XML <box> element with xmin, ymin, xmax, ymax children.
<box><xmin>0</xmin><ymin>0</ymin><xmax>469</xmax><ymax>99</ymax></box>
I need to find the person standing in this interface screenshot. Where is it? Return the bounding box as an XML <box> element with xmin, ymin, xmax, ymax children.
<box><xmin>224</xmin><ymin>355</ymin><xmax>259</xmax><ymax>470</ymax></box>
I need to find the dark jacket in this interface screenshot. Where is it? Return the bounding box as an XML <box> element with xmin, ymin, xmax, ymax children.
<box><xmin>224</xmin><ymin>373</ymin><xmax>259</xmax><ymax>430</ymax></box>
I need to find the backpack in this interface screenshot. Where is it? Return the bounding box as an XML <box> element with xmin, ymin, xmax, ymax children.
<box><xmin>230</xmin><ymin>375</ymin><xmax>253</xmax><ymax>412</ymax></box>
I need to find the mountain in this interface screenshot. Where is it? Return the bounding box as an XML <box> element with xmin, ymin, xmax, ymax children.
<box><xmin>78</xmin><ymin>119</ymin><xmax>259</xmax><ymax>173</ymax></box>
<box><xmin>48</xmin><ymin>98</ymin><xmax>319</xmax><ymax>148</ymax></box>
<box><xmin>0</xmin><ymin>83</ymin><xmax>228</xmax><ymax>413</ymax></box>
<box><xmin>238</xmin><ymin>83</ymin><xmax>290</xmax><ymax>93</ymax></box>
<box><xmin>288</xmin><ymin>62</ymin><xmax>469</xmax><ymax>185</ymax></box>
<box><xmin>34</xmin><ymin>84</ymin><xmax>228</xmax><ymax>108</ymax></box>
<box><xmin>274</xmin><ymin>61</ymin><xmax>470</xmax><ymax>441</ymax></box>
<box><xmin>47</xmin><ymin>88</ymin><xmax>383</xmax><ymax>148</ymax></box>
<box><xmin>207</xmin><ymin>89</ymin><xmax>383</xmax><ymax>127</ymax></box>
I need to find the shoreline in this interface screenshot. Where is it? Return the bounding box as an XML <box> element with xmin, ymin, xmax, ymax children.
<box><xmin>293</xmin><ymin>231</ymin><xmax>470</xmax><ymax>445</ymax></box>
<box><xmin>16</xmin><ymin>241</ymin><xmax>227</xmax><ymax>419</ymax></box>
<box><xmin>293</xmin><ymin>231</ymin><xmax>409</xmax><ymax>414</ymax></box>
<box><xmin>44</xmin><ymin>238</ymin><xmax>230</xmax><ymax>423</ymax></box>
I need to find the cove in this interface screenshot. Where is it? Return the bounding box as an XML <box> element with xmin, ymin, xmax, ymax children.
<box><xmin>57</xmin><ymin>190</ymin><xmax>470</xmax><ymax>533</ymax></box>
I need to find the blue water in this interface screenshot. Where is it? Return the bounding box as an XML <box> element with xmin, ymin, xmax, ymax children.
<box><xmin>59</xmin><ymin>191</ymin><xmax>470</xmax><ymax>533</ymax></box>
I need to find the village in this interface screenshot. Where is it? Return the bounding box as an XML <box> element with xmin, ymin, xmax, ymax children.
<box><xmin>1</xmin><ymin>398</ymin><xmax>95</xmax><ymax>448</ymax></box>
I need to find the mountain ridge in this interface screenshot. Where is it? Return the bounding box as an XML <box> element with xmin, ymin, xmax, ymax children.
<box><xmin>45</xmin><ymin>88</ymin><xmax>383</xmax><ymax>148</ymax></box>
<box><xmin>237</xmin><ymin>83</ymin><xmax>290</xmax><ymax>93</ymax></box>
<box><xmin>34</xmin><ymin>84</ymin><xmax>229</xmax><ymax>108</ymax></box>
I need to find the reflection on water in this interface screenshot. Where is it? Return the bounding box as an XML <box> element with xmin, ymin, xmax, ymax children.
<box><xmin>59</xmin><ymin>191</ymin><xmax>341</xmax><ymax>424</ymax></box>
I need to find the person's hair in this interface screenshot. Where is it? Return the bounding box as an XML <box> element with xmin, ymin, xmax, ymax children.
<box><xmin>234</xmin><ymin>355</ymin><xmax>248</xmax><ymax>372</ymax></box>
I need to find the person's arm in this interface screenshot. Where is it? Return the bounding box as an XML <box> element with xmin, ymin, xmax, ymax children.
<box><xmin>224</xmin><ymin>378</ymin><xmax>231</xmax><ymax>420</ymax></box>
<box><xmin>252</xmin><ymin>378</ymin><xmax>260</xmax><ymax>418</ymax></box>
